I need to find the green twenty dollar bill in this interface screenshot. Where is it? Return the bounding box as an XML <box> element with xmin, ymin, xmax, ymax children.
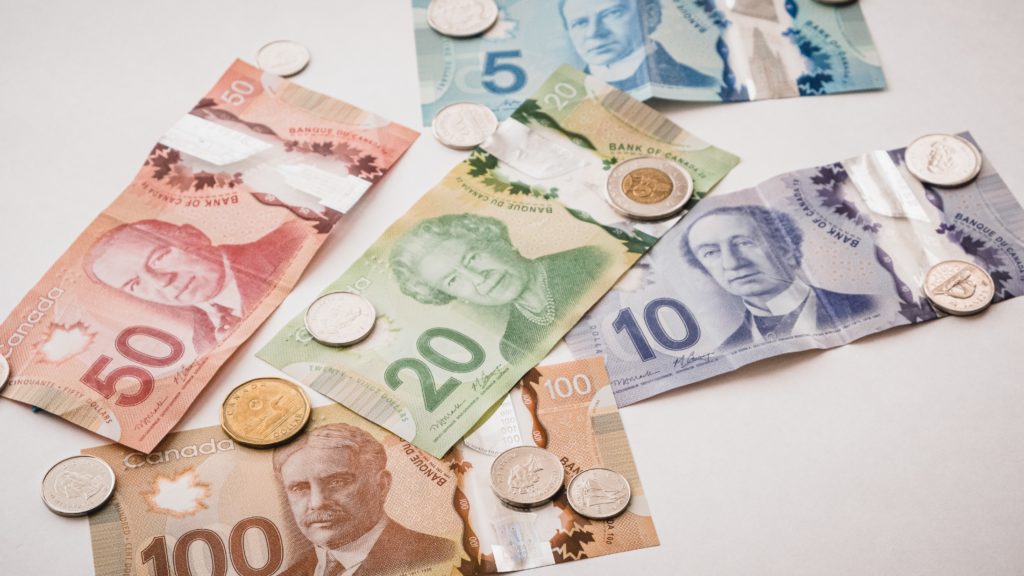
<box><xmin>258</xmin><ymin>66</ymin><xmax>738</xmax><ymax>457</ymax></box>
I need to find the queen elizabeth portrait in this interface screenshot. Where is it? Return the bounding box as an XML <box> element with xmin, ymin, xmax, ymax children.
<box><xmin>390</xmin><ymin>213</ymin><xmax>609</xmax><ymax>364</ymax></box>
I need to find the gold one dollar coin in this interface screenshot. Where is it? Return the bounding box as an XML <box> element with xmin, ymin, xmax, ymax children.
<box><xmin>221</xmin><ymin>378</ymin><xmax>311</xmax><ymax>448</ymax></box>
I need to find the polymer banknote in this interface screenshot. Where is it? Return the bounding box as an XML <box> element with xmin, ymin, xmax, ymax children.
<box><xmin>0</xmin><ymin>60</ymin><xmax>418</xmax><ymax>452</ymax></box>
<box><xmin>258</xmin><ymin>65</ymin><xmax>739</xmax><ymax>457</ymax></box>
<box><xmin>566</xmin><ymin>134</ymin><xmax>1024</xmax><ymax>406</ymax></box>
<box><xmin>414</xmin><ymin>0</ymin><xmax>886</xmax><ymax>124</ymax></box>
<box><xmin>86</xmin><ymin>357</ymin><xmax>657</xmax><ymax>575</ymax></box>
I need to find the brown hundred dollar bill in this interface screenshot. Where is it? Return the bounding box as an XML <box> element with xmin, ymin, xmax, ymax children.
<box><xmin>0</xmin><ymin>60</ymin><xmax>417</xmax><ymax>452</ymax></box>
<box><xmin>85</xmin><ymin>356</ymin><xmax>657</xmax><ymax>575</ymax></box>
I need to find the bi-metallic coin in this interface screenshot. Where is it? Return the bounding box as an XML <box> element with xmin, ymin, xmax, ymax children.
<box><xmin>490</xmin><ymin>446</ymin><xmax>564</xmax><ymax>508</ymax></box>
<box><xmin>566</xmin><ymin>467</ymin><xmax>632</xmax><ymax>520</ymax></box>
<box><xmin>905</xmin><ymin>134</ymin><xmax>982</xmax><ymax>188</ymax></box>
<box><xmin>256</xmin><ymin>40</ymin><xmax>312</xmax><ymax>77</ymax></box>
<box><xmin>605</xmin><ymin>157</ymin><xmax>694</xmax><ymax>221</ymax></box>
<box><xmin>923</xmin><ymin>260</ymin><xmax>995</xmax><ymax>316</ymax></box>
<box><xmin>0</xmin><ymin>354</ymin><xmax>9</xmax><ymax>393</ymax></box>
<box><xmin>41</xmin><ymin>455</ymin><xmax>116</xmax><ymax>517</ymax></box>
<box><xmin>432</xmin><ymin>102</ymin><xmax>499</xmax><ymax>150</ymax></box>
<box><xmin>221</xmin><ymin>378</ymin><xmax>311</xmax><ymax>448</ymax></box>
<box><xmin>304</xmin><ymin>291</ymin><xmax>377</xmax><ymax>347</ymax></box>
<box><xmin>427</xmin><ymin>0</ymin><xmax>499</xmax><ymax>38</ymax></box>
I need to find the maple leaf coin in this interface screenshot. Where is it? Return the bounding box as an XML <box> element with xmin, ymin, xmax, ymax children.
<box><xmin>923</xmin><ymin>260</ymin><xmax>995</xmax><ymax>316</ymax></box>
<box><xmin>221</xmin><ymin>378</ymin><xmax>311</xmax><ymax>448</ymax></box>
<box><xmin>432</xmin><ymin>102</ymin><xmax>499</xmax><ymax>149</ymax></box>
<box><xmin>427</xmin><ymin>0</ymin><xmax>499</xmax><ymax>38</ymax></box>
<box><xmin>905</xmin><ymin>134</ymin><xmax>983</xmax><ymax>188</ymax></box>
<box><xmin>305</xmin><ymin>291</ymin><xmax>377</xmax><ymax>347</ymax></box>
<box><xmin>256</xmin><ymin>40</ymin><xmax>311</xmax><ymax>78</ymax></box>
<box><xmin>605</xmin><ymin>157</ymin><xmax>694</xmax><ymax>221</ymax></box>
<box><xmin>566</xmin><ymin>468</ymin><xmax>631</xmax><ymax>520</ymax></box>
<box><xmin>490</xmin><ymin>446</ymin><xmax>564</xmax><ymax>508</ymax></box>
<box><xmin>0</xmin><ymin>354</ymin><xmax>9</xmax><ymax>393</ymax></box>
<box><xmin>41</xmin><ymin>455</ymin><xmax>116</xmax><ymax>517</ymax></box>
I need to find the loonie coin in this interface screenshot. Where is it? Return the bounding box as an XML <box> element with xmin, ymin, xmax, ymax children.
<box><xmin>221</xmin><ymin>378</ymin><xmax>311</xmax><ymax>447</ymax></box>
<box><xmin>605</xmin><ymin>157</ymin><xmax>694</xmax><ymax>221</ymax></box>
<box><xmin>41</xmin><ymin>455</ymin><xmax>116</xmax><ymax>517</ymax></box>
<box><xmin>923</xmin><ymin>260</ymin><xmax>995</xmax><ymax>316</ymax></box>
<box><xmin>0</xmin><ymin>354</ymin><xmax>9</xmax><ymax>393</ymax></box>
<box><xmin>905</xmin><ymin>134</ymin><xmax>982</xmax><ymax>188</ymax></box>
<box><xmin>432</xmin><ymin>102</ymin><xmax>499</xmax><ymax>150</ymax></box>
<box><xmin>427</xmin><ymin>0</ymin><xmax>499</xmax><ymax>38</ymax></box>
<box><xmin>490</xmin><ymin>446</ymin><xmax>564</xmax><ymax>507</ymax></box>
<box><xmin>566</xmin><ymin>468</ymin><xmax>632</xmax><ymax>520</ymax></box>
<box><xmin>304</xmin><ymin>292</ymin><xmax>377</xmax><ymax>347</ymax></box>
<box><xmin>256</xmin><ymin>40</ymin><xmax>312</xmax><ymax>77</ymax></box>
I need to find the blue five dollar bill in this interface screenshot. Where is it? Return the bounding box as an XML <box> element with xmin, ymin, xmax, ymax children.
<box><xmin>566</xmin><ymin>134</ymin><xmax>1024</xmax><ymax>406</ymax></box>
<box><xmin>413</xmin><ymin>0</ymin><xmax>886</xmax><ymax>124</ymax></box>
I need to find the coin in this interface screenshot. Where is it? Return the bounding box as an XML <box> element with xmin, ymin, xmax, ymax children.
<box><xmin>923</xmin><ymin>260</ymin><xmax>995</xmax><ymax>316</ymax></box>
<box><xmin>427</xmin><ymin>0</ymin><xmax>499</xmax><ymax>38</ymax></box>
<box><xmin>0</xmin><ymin>354</ymin><xmax>9</xmax><ymax>393</ymax></box>
<box><xmin>566</xmin><ymin>468</ymin><xmax>632</xmax><ymax>520</ymax></box>
<box><xmin>432</xmin><ymin>102</ymin><xmax>499</xmax><ymax>150</ymax></box>
<box><xmin>221</xmin><ymin>378</ymin><xmax>311</xmax><ymax>447</ymax></box>
<box><xmin>490</xmin><ymin>446</ymin><xmax>564</xmax><ymax>507</ymax></box>
<box><xmin>605</xmin><ymin>157</ymin><xmax>694</xmax><ymax>221</ymax></box>
<box><xmin>256</xmin><ymin>40</ymin><xmax>311</xmax><ymax>77</ymax></box>
<box><xmin>905</xmin><ymin>134</ymin><xmax>982</xmax><ymax>187</ymax></box>
<box><xmin>304</xmin><ymin>292</ymin><xmax>377</xmax><ymax>347</ymax></box>
<box><xmin>41</xmin><ymin>455</ymin><xmax>116</xmax><ymax>517</ymax></box>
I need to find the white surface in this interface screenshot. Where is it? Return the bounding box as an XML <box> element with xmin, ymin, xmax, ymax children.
<box><xmin>1</xmin><ymin>0</ymin><xmax>1023</xmax><ymax>574</ymax></box>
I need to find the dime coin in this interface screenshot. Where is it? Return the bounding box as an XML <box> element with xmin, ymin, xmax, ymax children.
<box><xmin>923</xmin><ymin>260</ymin><xmax>995</xmax><ymax>316</ymax></box>
<box><xmin>427</xmin><ymin>0</ymin><xmax>499</xmax><ymax>38</ymax></box>
<box><xmin>432</xmin><ymin>102</ymin><xmax>499</xmax><ymax>150</ymax></box>
<box><xmin>490</xmin><ymin>446</ymin><xmax>564</xmax><ymax>507</ymax></box>
<box><xmin>304</xmin><ymin>292</ymin><xmax>377</xmax><ymax>347</ymax></box>
<box><xmin>0</xmin><ymin>354</ymin><xmax>9</xmax><ymax>393</ymax></box>
<box><xmin>41</xmin><ymin>455</ymin><xmax>116</xmax><ymax>517</ymax></box>
<box><xmin>256</xmin><ymin>40</ymin><xmax>311</xmax><ymax>77</ymax></box>
<box><xmin>221</xmin><ymin>378</ymin><xmax>311</xmax><ymax>447</ymax></box>
<box><xmin>566</xmin><ymin>468</ymin><xmax>632</xmax><ymax>520</ymax></box>
<box><xmin>605</xmin><ymin>157</ymin><xmax>694</xmax><ymax>221</ymax></box>
<box><xmin>905</xmin><ymin>134</ymin><xmax>982</xmax><ymax>187</ymax></box>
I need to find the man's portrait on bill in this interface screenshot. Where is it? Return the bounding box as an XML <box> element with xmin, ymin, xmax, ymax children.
<box><xmin>681</xmin><ymin>205</ymin><xmax>877</xmax><ymax>348</ymax></box>
<box><xmin>558</xmin><ymin>0</ymin><xmax>718</xmax><ymax>92</ymax></box>
<box><xmin>390</xmin><ymin>213</ymin><xmax>610</xmax><ymax>365</ymax></box>
<box><xmin>274</xmin><ymin>424</ymin><xmax>457</xmax><ymax>576</ymax></box>
<box><xmin>85</xmin><ymin>218</ymin><xmax>307</xmax><ymax>354</ymax></box>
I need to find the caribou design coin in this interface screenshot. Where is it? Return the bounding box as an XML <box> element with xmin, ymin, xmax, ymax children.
<box><xmin>490</xmin><ymin>446</ymin><xmax>564</xmax><ymax>508</ymax></box>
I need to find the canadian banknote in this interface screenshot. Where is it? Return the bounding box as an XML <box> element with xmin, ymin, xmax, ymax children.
<box><xmin>566</xmin><ymin>134</ymin><xmax>1024</xmax><ymax>406</ymax></box>
<box><xmin>414</xmin><ymin>0</ymin><xmax>885</xmax><ymax>124</ymax></box>
<box><xmin>86</xmin><ymin>357</ymin><xmax>657</xmax><ymax>575</ymax></box>
<box><xmin>259</xmin><ymin>65</ymin><xmax>739</xmax><ymax>457</ymax></box>
<box><xmin>0</xmin><ymin>60</ymin><xmax>418</xmax><ymax>452</ymax></box>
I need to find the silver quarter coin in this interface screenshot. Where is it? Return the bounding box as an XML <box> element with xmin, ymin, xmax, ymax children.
<box><xmin>256</xmin><ymin>40</ymin><xmax>311</xmax><ymax>78</ymax></box>
<box><xmin>905</xmin><ymin>134</ymin><xmax>982</xmax><ymax>187</ymax></box>
<box><xmin>605</xmin><ymin>157</ymin><xmax>694</xmax><ymax>221</ymax></box>
<box><xmin>304</xmin><ymin>292</ymin><xmax>377</xmax><ymax>347</ymax></box>
<box><xmin>432</xmin><ymin>102</ymin><xmax>499</xmax><ymax>150</ymax></box>
<box><xmin>0</xmin><ymin>354</ymin><xmax>9</xmax><ymax>393</ymax></box>
<box><xmin>427</xmin><ymin>0</ymin><xmax>499</xmax><ymax>38</ymax></box>
<box><xmin>923</xmin><ymin>260</ymin><xmax>995</xmax><ymax>316</ymax></box>
<box><xmin>566</xmin><ymin>468</ymin><xmax>632</xmax><ymax>520</ymax></box>
<box><xmin>41</xmin><ymin>455</ymin><xmax>116</xmax><ymax>517</ymax></box>
<box><xmin>490</xmin><ymin>446</ymin><xmax>564</xmax><ymax>507</ymax></box>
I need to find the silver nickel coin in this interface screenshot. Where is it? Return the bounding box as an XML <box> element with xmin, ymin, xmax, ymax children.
<box><xmin>605</xmin><ymin>157</ymin><xmax>694</xmax><ymax>221</ymax></box>
<box><xmin>427</xmin><ymin>0</ymin><xmax>499</xmax><ymax>38</ymax></box>
<box><xmin>305</xmin><ymin>292</ymin><xmax>377</xmax><ymax>347</ymax></box>
<box><xmin>256</xmin><ymin>40</ymin><xmax>311</xmax><ymax>78</ymax></box>
<box><xmin>0</xmin><ymin>354</ymin><xmax>9</xmax><ymax>393</ymax></box>
<box><xmin>41</xmin><ymin>455</ymin><xmax>116</xmax><ymax>517</ymax></box>
<box><xmin>432</xmin><ymin>102</ymin><xmax>499</xmax><ymax>150</ymax></box>
<box><xmin>905</xmin><ymin>134</ymin><xmax>982</xmax><ymax>187</ymax></box>
<box><xmin>567</xmin><ymin>468</ymin><xmax>632</xmax><ymax>520</ymax></box>
<box><xmin>923</xmin><ymin>260</ymin><xmax>995</xmax><ymax>316</ymax></box>
<box><xmin>490</xmin><ymin>446</ymin><xmax>564</xmax><ymax>507</ymax></box>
